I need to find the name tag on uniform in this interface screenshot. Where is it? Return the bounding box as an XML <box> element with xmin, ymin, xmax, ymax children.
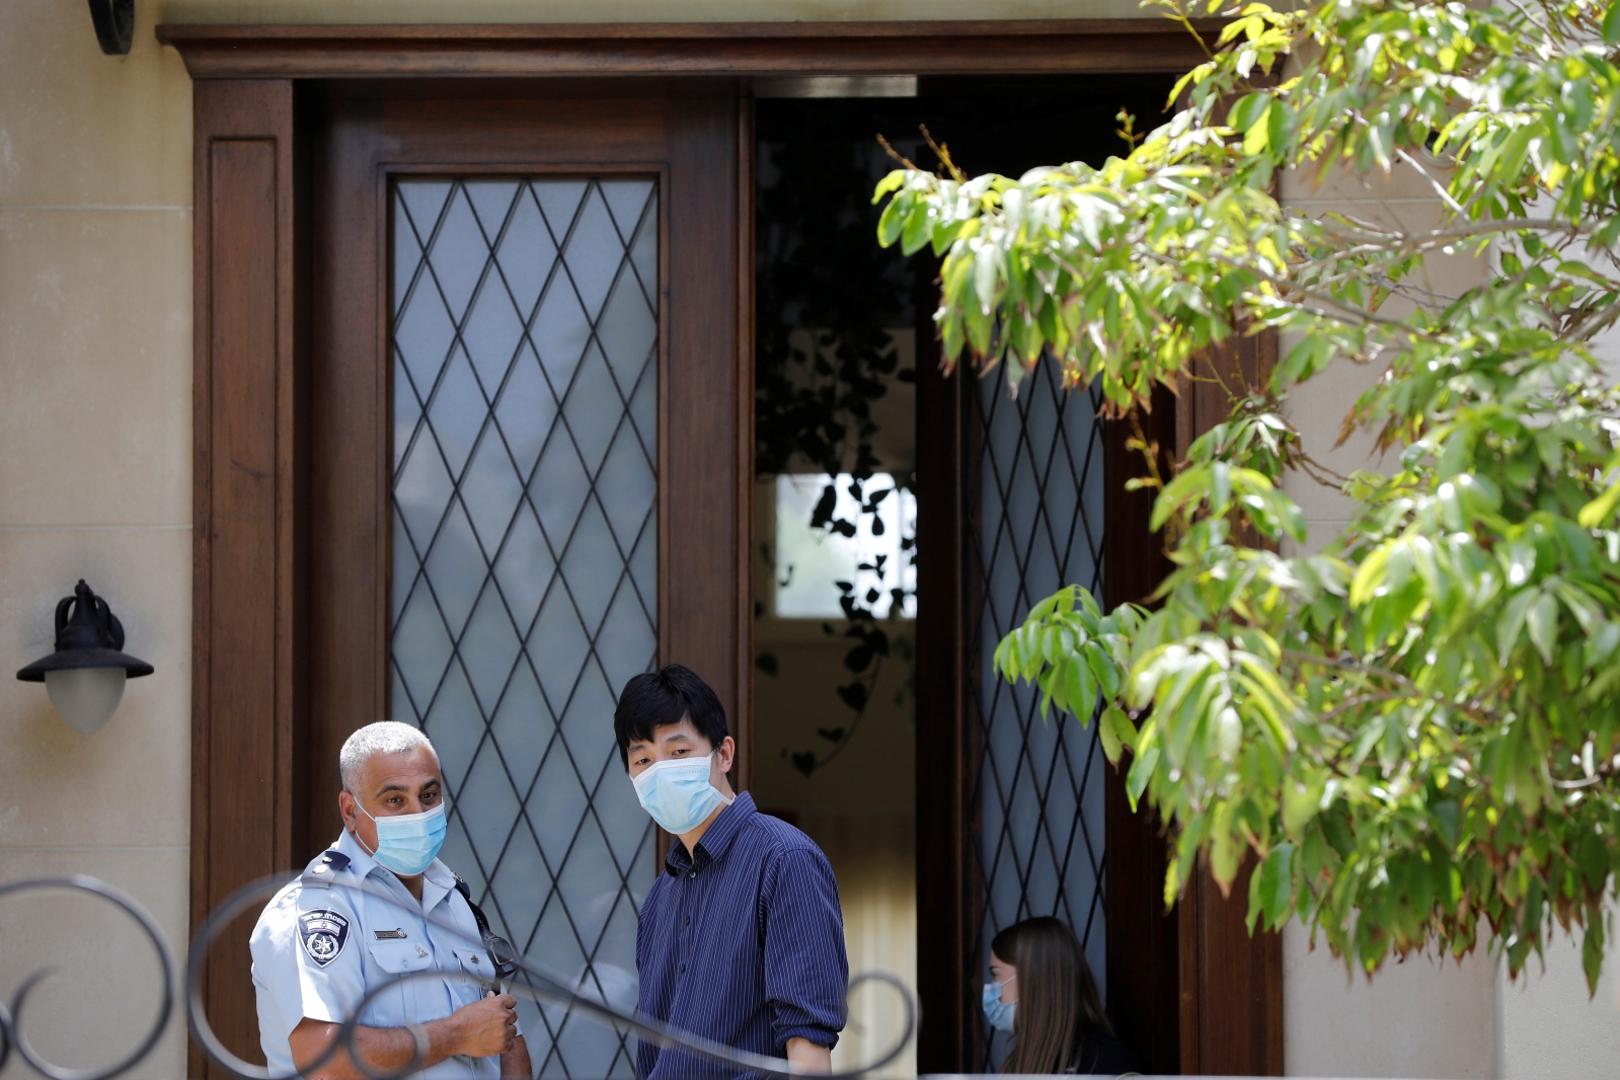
<box><xmin>373</xmin><ymin>928</ymin><xmax>407</xmax><ymax>940</ymax></box>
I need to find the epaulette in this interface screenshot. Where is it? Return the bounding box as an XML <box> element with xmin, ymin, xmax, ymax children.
<box><xmin>300</xmin><ymin>849</ymin><xmax>351</xmax><ymax>889</ymax></box>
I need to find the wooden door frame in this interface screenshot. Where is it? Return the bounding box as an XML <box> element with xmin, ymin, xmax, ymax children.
<box><xmin>162</xmin><ymin>19</ymin><xmax>1281</xmax><ymax>1078</ymax></box>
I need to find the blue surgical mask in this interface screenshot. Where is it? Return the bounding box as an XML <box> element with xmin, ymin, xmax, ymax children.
<box><xmin>632</xmin><ymin>752</ymin><xmax>732</xmax><ymax>834</ymax></box>
<box><xmin>357</xmin><ymin>801</ymin><xmax>447</xmax><ymax>876</ymax></box>
<box><xmin>982</xmin><ymin>978</ymin><xmax>1016</xmax><ymax>1033</ymax></box>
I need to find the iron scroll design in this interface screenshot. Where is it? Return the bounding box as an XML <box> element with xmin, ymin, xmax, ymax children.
<box><xmin>0</xmin><ymin>874</ymin><xmax>915</xmax><ymax>1080</ymax></box>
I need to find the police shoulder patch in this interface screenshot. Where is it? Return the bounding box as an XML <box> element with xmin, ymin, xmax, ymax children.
<box><xmin>297</xmin><ymin>909</ymin><xmax>350</xmax><ymax>968</ymax></box>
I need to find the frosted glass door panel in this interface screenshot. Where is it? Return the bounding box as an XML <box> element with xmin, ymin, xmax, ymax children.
<box><xmin>970</xmin><ymin>361</ymin><xmax>1108</xmax><ymax>1068</ymax></box>
<box><xmin>390</xmin><ymin>177</ymin><xmax>658</xmax><ymax>1079</ymax></box>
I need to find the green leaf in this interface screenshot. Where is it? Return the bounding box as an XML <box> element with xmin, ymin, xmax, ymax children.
<box><xmin>871</xmin><ymin>169</ymin><xmax>906</xmax><ymax>205</ymax></box>
<box><xmin>1257</xmin><ymin>842</ymin><xmax>1295</xmax><ymax>928</ymax></box>
<box><xmin>1498</xmin><ymin>589</ymin><xmax>1535</xmax><ymax>664</ymax></box>
<box><xmin>1244</xmin><ymin>102</ymin><xmax>1273</xmax><ymax>156</ymax></box>
<box><xmin>1527</xmin><ymin>590</ymin><xmax>1559</xmax><ymax>665</ymax></box>
<box><xmin>1604</xmin><ymin>0</ymin><xmax>1620</xmax><ymax>44</ymax></box>
<box><xmin>974</xmin><ymin>243</ymin><xmax>1000</xmax><ymax>309</ymax></box>
<box><xmin>1349</xmin><ymin>543</ymin><xmax>1392</xmax><ymax>608</ymax></box>
<box><xmin>1065</xmin><ymin>658</ymin><xmax>1096</xmax><ymax>723</ymax></box>
<box><xmin>1100</xmin><ymin>704</ymin><xmax>1138</xmax><ymax>763</ymax></box>
<box><xmin>1282</xmin><ymin>777</ymin><xmax>1323</xmax><ymax>837</ymax></box>
<box><xmin>1210</xmin><ymin>807</ymin><xmax>1242</xmax><ymax>891</ymax></box>
<box><xmin>900</xmin><ymin>201</ymin><xmax>933</xmax><ymax>256</ymax></box>
<box><xmin>876</xmin><ymin>197</ymin><xmax>908</xmax><ymax>247</ymax></box>
<box><xmin>1125</xmin><ymin>745</ymin><xmax>1160</xmax><ymax>812</ymax></box>
<box><xmin>1577</xmin><ymin>480</ymin><xmax>1620</xmax><ymax>528</ymax></box>
<box><xmin>1583</xmin><ymin>918</ymin><xmax>1606</xmax><ymax>995</ymax></box>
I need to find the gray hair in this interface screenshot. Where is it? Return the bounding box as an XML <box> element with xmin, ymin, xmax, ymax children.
<box><xmin>339</xmin><ymin>722</ymin><xmax>437</xmax><ymax>793</ymax></box>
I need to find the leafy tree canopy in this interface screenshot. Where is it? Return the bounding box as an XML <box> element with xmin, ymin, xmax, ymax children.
<box><xmin>876</xmin><ymin>0</ymin><xmax>1620</xmax><ymax>989</ymax></box>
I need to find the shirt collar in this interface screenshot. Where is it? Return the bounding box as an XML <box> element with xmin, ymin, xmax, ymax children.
<box><xmin>332</xmin><ymin>827</ymin><xmax>458</xmax><ymax>910</ymax></box>
<box><xmin>334</xmin><ymin>826</ymin><xmax>380</xmax><ymax>879</ymax></box>
<box><xmin>664</xmin><ymin>791</ymin><xmax>756</xmax><ymax>875</ymax></box>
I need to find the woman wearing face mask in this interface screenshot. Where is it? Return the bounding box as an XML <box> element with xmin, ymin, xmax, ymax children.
<box><xmin>983</xmin><ymin>917</ymin><xmax>1142</xmax><ymax>1076</ymax></box>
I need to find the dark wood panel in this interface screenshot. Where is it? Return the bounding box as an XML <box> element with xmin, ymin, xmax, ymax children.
<box><xmin>1179</xmin><ymin>863</ymin><xmax>1286</xmax><ymax>1075</ymax></box>
<box><xmin>306</xmin><ymin>95</ymin><xmax>386</xmax><ymax>849</ymax></box>
<box><xmin>913</xmin><ymin>265</ymin><xmax>971</xmax><ymax>1072</ymax></box>
<box><xmin>663</xmin><ymin>94</ymin><xmax>747</xmax><ymax>782</ymax></box>
<box><xmin>191</xmin><ymin>78</ymin><xmax>300</xmax><ymax>1076</ymax></box>
<box><xmin>1102</xmin><ymin>385</ymin><xmax>1182</xmax><ymax>1075</ymax></box>
<box><xmin>734</xmin><ymin>92</ymin><xmax>757</xmax><ymax>791</ymax></box>
<box><xmin>159</xmin><ymin>20</ymin><xmax>1217</xmax><ymax>79</ymax></box>
<box><xmin>1174</xmin><ymin>330</ymin><xmax>1286</xmax><ymax>1076</ymax></box>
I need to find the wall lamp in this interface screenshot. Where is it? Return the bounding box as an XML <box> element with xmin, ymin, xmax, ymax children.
<box><xmin>16</xmin><ymin>580</ymin><xmax>153</xmax><ymax>733</ymax></box>
<box><xmin>88</xmin><ymin>0</ymin><xmax>135</xmax><ymax>55</ymax></box>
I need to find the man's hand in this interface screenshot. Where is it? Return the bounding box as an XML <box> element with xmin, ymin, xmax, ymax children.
<box><xmin>446</xmin><ymin>993</ymin><xmax>518</xmax><ymax>1058</ymax></box>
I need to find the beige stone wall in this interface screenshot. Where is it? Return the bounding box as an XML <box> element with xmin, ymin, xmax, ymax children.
<box><xmin>1276</xmin><ymin>165</ymin><xmax>1620</xmax><ymax>1074</ymax></box>
<box><xmin>0</xmin><ymin>1</ymin><xmax>195</xmax><ymax>1076</ymax></box>
<box><xmin>1492</xmin><ymin>270</ymin><xmax>1620</xmax><ymax>1080</ymax></box>
<box><xmin>1274</xmin><ymin>159</ymin><xmax>1507</xmax><ymax>1079</ymax></box>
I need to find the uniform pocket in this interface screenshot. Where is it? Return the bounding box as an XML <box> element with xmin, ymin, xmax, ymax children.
<box><xmin>366</xmin><ymin>938</ymin><xmax>435</xmax><ymax>974</ymax></box>
<box><xmin>450</xmin><ymin>945</ymin><xmax>495</xmax><ymax>1005</ymax></box>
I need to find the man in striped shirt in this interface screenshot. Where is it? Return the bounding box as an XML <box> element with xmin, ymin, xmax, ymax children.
<box><xmin>616</xmin><ymin>664</ymin><xmax>848</xmax><ymax>1078</ymax></box>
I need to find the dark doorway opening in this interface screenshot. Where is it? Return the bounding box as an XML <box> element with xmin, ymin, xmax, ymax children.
<box><xmin>749</xmin><ymin>74</ymin><xmax>1177</xmax><ymax>1076</ymax></box>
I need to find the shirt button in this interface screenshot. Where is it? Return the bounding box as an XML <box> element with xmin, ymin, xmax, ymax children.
<box><xmin>684</xmin><ymin>916</ymin><xmax>692</xmax><ymax>927</ymax></box>
<box><xmin>678</xmin><ymin>962</ymin><xmax>686</xmax><ymax>974</ymax></box>
<box><xmin>688</xmin><ymin>870</ymin><xmax>697</xmax><ymax>879</ymax></box>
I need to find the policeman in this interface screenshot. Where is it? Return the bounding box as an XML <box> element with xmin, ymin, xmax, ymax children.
<box><xmin>249</xmin><ymin>722</ymin><xmax>532</xmax><ymax>1078</ymax></box>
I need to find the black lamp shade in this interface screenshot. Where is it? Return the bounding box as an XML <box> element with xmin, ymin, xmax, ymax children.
<box><xmin>15</xmin><ymin>580</ymin><xmax>154</xmax><ymax>682</ymax></box>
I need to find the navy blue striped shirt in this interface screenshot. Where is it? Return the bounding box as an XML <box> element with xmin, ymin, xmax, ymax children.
<box><xmin>635</xmin><ymin>792</ymin><xmax>848</xmax><ymax>1079</ymax></box>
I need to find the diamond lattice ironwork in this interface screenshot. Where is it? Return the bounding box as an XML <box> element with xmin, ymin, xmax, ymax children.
<box><xmin>967</xmin><ymin>358</ymin><xmax>1109</xmax><ymax>1070</ymax></box>
<box><xmin>390</xmin><ymin>177</ymin><xmax>659</xmax><ymax>1079</ymax></box>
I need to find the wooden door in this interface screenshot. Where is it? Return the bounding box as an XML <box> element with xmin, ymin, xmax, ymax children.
<box><xmin>302</xmin><ymin>86</ymin><xmax>745</xmax><ymax>1077</ymax></box>
<box><xmin>175</xmin><ymin>24</ymin><xmax>1276</xmax><ymax>1075</ymax></box>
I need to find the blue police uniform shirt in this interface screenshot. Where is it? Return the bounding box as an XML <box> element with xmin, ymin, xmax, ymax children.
<box><xmin>635</xmin><ymin>792</ymin><xmax>849</xmax><ymax>1079</ymax></box>
<box><xmin>248</xmin><ymin>829</ymin><xmax>511</xmax><ymax>1077</ymax></box>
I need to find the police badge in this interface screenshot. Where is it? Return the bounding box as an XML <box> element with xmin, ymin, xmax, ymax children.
<box><xmin>297</xmin><ymin>909</ymin><xmax>350</xmax><ymax>967</ymax></box>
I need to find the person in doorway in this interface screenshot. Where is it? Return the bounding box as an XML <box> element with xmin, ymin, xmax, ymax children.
<box><xmin>249</xmin><ymin>722</ymin><xmax>532</xmax><ymax>1078</ymax></box>
<box><xmin>617</xmin><ymin>664</ymin><xmax>849</xmax><ymax>1078</ymax></box>
<box><xmin>984</xmin><ymin>916</ymin><xmax>1142</xmax><ymax>1076</ymax></box>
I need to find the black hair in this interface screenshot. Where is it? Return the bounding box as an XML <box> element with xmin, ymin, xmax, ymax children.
<box><xmin>613</xmin><ymin>664</ymin><xmax>729</xmax><ymax>768</ymax></box>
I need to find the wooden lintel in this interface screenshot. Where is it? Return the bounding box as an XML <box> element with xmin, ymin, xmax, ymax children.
<box><xmin>156</xmin><ymin>20</ymin><xmax>1215</xmax><ymax>80</ymax></box>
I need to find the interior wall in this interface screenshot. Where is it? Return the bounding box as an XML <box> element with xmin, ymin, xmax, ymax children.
<box><xmin>753</xmin><ymin>509</ymin><xmax>918</xmax><ymax>1079</ymax></box>
<box><xmin>752</xmin><ymin>314</ymin><xmax>919</xmax><ymax>1077</ymax></box>
<box><xmin>752</xmin><ymin>623</ymin><xmax>918</xmax><ymax>1078</ymax></box>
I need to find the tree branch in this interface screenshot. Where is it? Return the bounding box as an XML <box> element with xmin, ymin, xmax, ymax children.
<box><xmin>1281</xmin><ymin>649</ymin><xmax>1503</xmax><ymax>729</ymax></box>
